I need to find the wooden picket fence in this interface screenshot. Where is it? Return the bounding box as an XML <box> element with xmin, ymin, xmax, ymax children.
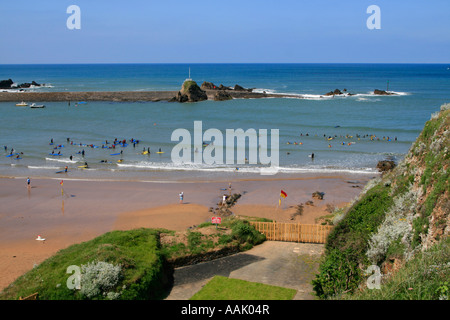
<box><xmin>249</xmin><ymin>221</ymin><xmax>333</xmax><ymax>244</ymax></box>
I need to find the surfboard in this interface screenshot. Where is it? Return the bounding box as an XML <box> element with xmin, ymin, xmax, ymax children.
<box><xmin>156</xmin><ymin>152</ymin><xmax>164</xmax><ymax>154</ymax></box>
<box><xmin>49</xmin><ymin>153</ymin><xmax>63</xmax><ymax>156</ymax></box>
<box><xmin>6</xmin><ymin>153</ymin><xmax>19</xmax><ymax>157</ymax></box>
<box><xmin>141</xmin><ymin>151</ymin><xmax>148</xmax><ymax>155</ymax></box>
<box><xmin>14</xmin><ymin>157</ymin><xmax>22</xmax><ymax>160</ymax></box>
<box><xmin>56</xmin><ymin>170</ymin><xmax>68</xmax><ymax>174</ymax></box>
<box><xmin>110</xmin><ymin>153</ymin><xmax>121</xmax><ymax>156</ymax></box>
<box><xmin>78</xmin><ymin>165</ymin><xmax>88</xmax><ymax>168</ymax></box>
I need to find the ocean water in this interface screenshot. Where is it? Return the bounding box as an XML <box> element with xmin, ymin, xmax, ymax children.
<box><xmin>0</xmin><ymin>63</ymin><xmax>449</xmax><ymax>181</ymax></box>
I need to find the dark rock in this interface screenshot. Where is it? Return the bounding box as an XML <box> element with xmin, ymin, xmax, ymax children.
<box><xmin>172</xmin><ymin>91</ymin><xmax>189</xmax><ymax>103</ymax></box>
<box><xmin>173</xmin><ymin>80</ymin><xmax>207</xmax><ymax>103</ymax></box>
<box><xmin>201</xmin><ymin>81</ymin><xmax>217</xmax><ymax>90</ymax></box>
<box><xmin>324</xmin><ymin>89</ymin><xmax>343</xmax><ymax>96</ymax></box>
<box><xmin>214</xmin><ymin>90</ymin><xmax>233</xmax><ymax>101</ymax></box>
<box><xmin>0</xmin><ymin>79</ymin><xmax>13</xmax><ymax>89</ymax></box>
<box><xmin>234</xmin><ymin>84</ymin><xmax>246</xmax><ymax>91</ymax></box>
<box><xmin>16</xmin><ymin>81</ymin><xmax>41</xmax><ymax>89</ymax></box>
<box><xmin>376</xmin><ymin>160</ymin><xmax>396</xmax><ymax>172</ymax></box>
<box><xmin>374</xmin><ymin>89</ymin><xmax>395</xmax><ymax>95</ymax></box>
<box><xmin>218</xmin><ymin>84</ymin><xmax>232</xmax><ymax>90</ymax></box>
<box><xmin>312</xmin><ymin>191</ymin><xmax>325</xmax><ymax>200</ymax></box>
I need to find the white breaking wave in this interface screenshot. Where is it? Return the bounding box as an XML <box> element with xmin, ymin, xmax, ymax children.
<box><xmin>45</xmin><ymin>157</ymin><xmax>77</xmax><ymax>163</ymax></box>
<box><xmin>115</xmin><ymin>161</ymin><xmax>377</xmax><ymax>175</ymax></box>
<box><xmin>248</xmin><ymin>88</ymin><xmax>410</xmax><ymax>100</ymax></box>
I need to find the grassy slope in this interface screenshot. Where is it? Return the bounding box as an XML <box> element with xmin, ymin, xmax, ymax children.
<box><xmin>0</xmin><ymin>228</ymin><xmax>168</xmax><ymax>300</ymax></box>
<box><xmin>313</xmin><ymin>105</ymin><xmax>449</xmax><ymax>300</ymax></box>
<box><xmin>0</xmin><ymin>219</ymin><xmax>266</xmax><ymax>300</ymax></box>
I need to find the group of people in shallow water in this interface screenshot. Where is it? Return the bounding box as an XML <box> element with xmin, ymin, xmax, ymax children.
<box><xmin>286</xmin><ymin>132</ymin><xmax>399</xmax><ymax>148</ymax></box>
<box><xmin>296</xmin><ymin>132</ymin><xmax>398</xmax><ymax>141</ymax></box>
<box><xmin>4</xmin><ymin>146</ymin><xmax>24</xmax><ymax>159</ymax></box>
<box><xmin>43</xmin><ymin>137</ymin><xmax>164</xmax><ymax>170</ymax></box>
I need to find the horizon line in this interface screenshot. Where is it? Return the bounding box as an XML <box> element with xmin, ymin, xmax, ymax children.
<box><xmin>1</xmin><ymin>62</ymin><xmax>449</xmax><ymax>66</ymax></box>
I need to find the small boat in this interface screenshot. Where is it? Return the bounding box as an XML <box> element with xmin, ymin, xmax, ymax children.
<box><xmin>16</xmin><ymin>101</ymin><xmax>28</xmax><ymax>106</ymax></box>
<box><xmin>30</xmin><ymin>103</ymin><xmax>45</xmax><ymax>108</ymax></box>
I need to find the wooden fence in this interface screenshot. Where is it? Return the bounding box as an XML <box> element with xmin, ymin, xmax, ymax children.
<box><xmin>249</xmin><ymin>221</ymin><xmax>333</xmax><ymax>244</ymax></box>
<box><xmin>19</xmin><ymin>292</ymin><xmax>38</xmax><ymax>300</ymax></box>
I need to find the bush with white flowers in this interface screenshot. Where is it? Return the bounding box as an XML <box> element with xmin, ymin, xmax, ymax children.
<box><xmin>80</xmin><ymin>261</ymin><xmax>122</xmax><ymax>299</ymax></box>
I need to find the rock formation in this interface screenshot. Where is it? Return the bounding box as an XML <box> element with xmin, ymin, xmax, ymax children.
<box><xmin>0</xmin><ymin>79</ymin><xmax>42</xmax><ymax>89</ymax></box>
<box><xmin>376</xmin><ymin>160</ymin><xmax>396</xmax><ymax>173</ymax></box>
<box><xmin>200</xmin><ymin>81</ymin><xmax>217</xmax><ymax>90</ymax></box>
<box><xmin>374</xmin><ymin>89</ymin><xmax>396</xmax><ymax>95</ymax></box>
<box><xmin>171</xmin><ymin>80</ymin><xmax>208</xmax><ymax>103</ymax></box>
<box><xmin>324</xmin><ymin>89</ymin><xmax>343</xmax><ymax>96</ymax></box>
<box><xmin>213</xmin><ymin>91</ymin><xmax>232</xmax><ymax>101</ymax></box>
<box><xmin>0</xmin><ymin>79</ymin><xmax>14</xmax><ymax>89</ymax></box>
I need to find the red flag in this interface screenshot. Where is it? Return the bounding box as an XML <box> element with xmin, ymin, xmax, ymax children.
<box><xmin>280</xmin><ymin>190</ymin><xmax>287</xmax><ymax>198</ymax></box>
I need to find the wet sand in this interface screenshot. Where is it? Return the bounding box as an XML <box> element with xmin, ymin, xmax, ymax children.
<box><xmin>0</xmin><ymin>173</ymin><xmax>374</xmax><ymax>291</ymax></box>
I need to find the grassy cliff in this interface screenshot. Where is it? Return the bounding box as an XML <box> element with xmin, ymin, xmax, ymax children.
<box><xmin>313</xmin><ymin>104</ymin><xmax>449</xmax><ymax>300</ymax></box>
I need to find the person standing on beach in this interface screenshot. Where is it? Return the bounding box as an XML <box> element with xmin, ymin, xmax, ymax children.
<box><xmin>27</xmin><ymin>177</ymin><xmax>30</xmax><ymax>189</ymax></box>
<box><xmin>179</xmin><ymin>192</ymin><xmax>184</xmax><ymax>204</ymax></box>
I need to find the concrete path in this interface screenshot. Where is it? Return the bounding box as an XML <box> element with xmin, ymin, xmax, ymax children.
<box><xmin>165</xmin><ymin>241</ymin><xmax>324</xmax><ymax>300</ymax></box>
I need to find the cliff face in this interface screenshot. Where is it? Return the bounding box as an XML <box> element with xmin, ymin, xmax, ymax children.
<box><xmin>400</xmin><ymin>104</ymin><xmax>449</xmax><ymax>250</ymax></box>
<box><xmin>313</xmin><ymin>104</ymin><xmax>449</xmax><ymax>299</ymax></box>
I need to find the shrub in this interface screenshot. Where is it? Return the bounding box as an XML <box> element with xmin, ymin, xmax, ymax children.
<box><xmin>80</xmin><ymin>261</ymin><xmax>122</xmax><ymax>299</ymax></box>
<box><xmin>231</xmin><ymin>220</ymin><xmax>265</xmax><ymax>247</ymax></box>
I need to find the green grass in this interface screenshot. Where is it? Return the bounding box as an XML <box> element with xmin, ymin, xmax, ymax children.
<box><xmin>0</xmin><ymin>228</ymin><xmax>168</xmax><ymax>300</ymax></box>
<box><xmin>190</xmin><ymin>276</ymin><xmax>297</xmax><ymax>300</ymax></box>
<box><xmin>160</xmin><ymin>218</ymin><xmax>266</xmax><ymax>262</ymax></box>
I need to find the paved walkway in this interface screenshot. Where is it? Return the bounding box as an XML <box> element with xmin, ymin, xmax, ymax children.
<box><xmin>165</xmin><ymin>241</ymin><xmax>324</xmax><ymax>300</ymax></box>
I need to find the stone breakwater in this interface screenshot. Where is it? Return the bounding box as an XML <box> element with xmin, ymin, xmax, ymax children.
<box><xmin>0</xmin><ymin>91</ymin><xmax>179</xmax><ymax>102</ymax></box>
<box><xmin>0</xmin><ymin>89</ymin><xmax>303</xmax><ymax>103</ymax></box>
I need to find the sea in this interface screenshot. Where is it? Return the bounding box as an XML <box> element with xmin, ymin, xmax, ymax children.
<box><xmin>0</xmin><ymin>63</ymin><xmax>449</xmax><ymax>182</ymax></box>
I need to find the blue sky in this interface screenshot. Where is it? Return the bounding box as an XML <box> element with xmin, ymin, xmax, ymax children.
<box><xmin>0</xmin><ymin>0</ymin><xmax>449</xmax><ymax>64</ymax></box>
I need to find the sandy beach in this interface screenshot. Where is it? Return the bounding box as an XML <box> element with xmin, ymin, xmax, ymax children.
<box><xmin>0</xmin><ymin>173</ymin><xmax>374</xmax><ymax>291</ymax></box>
